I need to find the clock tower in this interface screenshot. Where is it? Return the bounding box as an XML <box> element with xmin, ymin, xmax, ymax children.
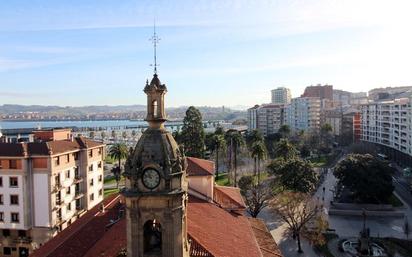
<box><xmin>123</xmin><ymin>70</ymin><xmax>189</xmax><ymax>257</ymax></box>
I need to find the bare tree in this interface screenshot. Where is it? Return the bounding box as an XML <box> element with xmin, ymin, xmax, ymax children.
<box><xmin>238</xmin><ymin>176</ymin><xmax>272</xmax><ymax>218</ymax></box>
<box><xmin>270</xmin><ymin>192</ymin><xmax>320</xmax><ymax>253</ymax></box>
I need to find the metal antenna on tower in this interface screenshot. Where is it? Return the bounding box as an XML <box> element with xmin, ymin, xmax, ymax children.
<box><xmin>149</xmin><ymin>20</ymin><xmax>160</xmax><ymax>74</ymax></box>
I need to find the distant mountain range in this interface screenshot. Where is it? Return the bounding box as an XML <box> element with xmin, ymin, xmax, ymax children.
<box><xmin>0</xmin><ymin>104</ymin><xmax>246</xmax><ymax>121</ymax></box>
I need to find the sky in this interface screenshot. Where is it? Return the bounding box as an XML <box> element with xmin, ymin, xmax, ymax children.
<box><xmin>1</xmin><ymin>0</ymin><xmax>412</xmax><ymax>108</ymax></box>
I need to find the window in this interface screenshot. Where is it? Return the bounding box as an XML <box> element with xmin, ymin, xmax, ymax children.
<box><xmin>98</xmin><ymin>148</ymin><xmax>102</xmax><ymax>155</ymax></box>
<box><xmin>9</xmin><ymin>177</ymin><xmax>18</xmax><ymax>187</ymax></box>
<box><xmin>11</xmin><ymin>213</ymin><xmax>19</xmax><ymax>223</ymax></box>
<box><xmin>99</xmin><ymin>189</ymin><xmax>103</xmax><ymax>196</ymax></box>
<box><xmin>73</xmin><ymin>152</ymin><xmax>79</xmax><ymax>161</ymax></box>
<box><xmin>3</xmin><ymin>247</ymin><xmax>11</xmax><ymax>255</ymax></box>
<box><xmin>89</xmin><ymin>193</ymin><xmax>94</xmax><ymax>201</ymax></box>
<box><xmin>67</xmin><ymin>202</ymin><xmax>72</xmax><ymax>211</ymax></box>
<box><xmin>74</xmin><ymin>167</ymin><xmax>79</xmax><ymax>177</ymax></box>
<box><xmin>0</xmin><ymin>195</ymin><xmax>3</xmax><ymax>205</ymax></box>
<box><xmin>10</xmin><ymin>195</ymin><xmax>19</xmax><ymax>205</ymax></box>
<box><xmin>89</xmin><ymin>150</ymin><xmax>93</xmax><ymax>158</ymax></box>
<box><xmin>9</xmin><ymin>160</ymin><xmax>17</xmax><ymax>169</ymax></box>
<box><xmin>98</xmin><ymin>175</ymin><xmax>102</xmax><ymax>182</ymax></box>
<box><xmin>98</xmin><ymin>161</ymin><xmax>102</xmax><ymax>168</ymax></box>
<box><xmin>0</xmin><ymin>212</ymin><xmax>3</xmax><ymax>222</ymax></box>
<box><xmin>66</xmin><ymin>170</ymin><xmax>70</xmax><ymax>179</ymax></box>
<box><xmin>3</xmin><ymin>229</ymin><xmax>10</xmax><ymax>237</ymax></box>
<box><xmin>18</xmin><ymin>230</ymin><xmax>26</xmax><ymax>237</ymax></box>
<box><xmin>89</xmin><ymin>165</ymin><xmax>93</xmax><ymax>172</ymax></box>
<box><xmin>0</xmin><ymin>161</ymin><xmax>2</xmax><ymax>169</ymax></box>
<box><xmin>66</xmin><ymin>154</ymin><xmax>70</xmax><ymax>163</ymax></box>
<box><xmin>90</xmin><ymin>179</ymin><xmax>94</xmax><ymax>187</ymax></box>
<box><xmin>54</xmin><ymin>157</ymin><xmax>60</xmax><ymax>166</ymax></box>
<box><xmin>0</xmin><ymin>177</ymin><xmax>2</xmax><ymax>187</ymax></box>
<box><xmin>66</xmin><ymin>186</ymin><xmax>71</xmax><ymax>195</ymax></box>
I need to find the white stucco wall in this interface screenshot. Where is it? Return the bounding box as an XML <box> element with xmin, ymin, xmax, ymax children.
<box><xmin>33</xmin><ymin>173</ymin><xmax>50</xmax><ymax>227</ymax></box>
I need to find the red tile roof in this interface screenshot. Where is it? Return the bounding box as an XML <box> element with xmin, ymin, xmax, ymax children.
<box><xmin>248</xmin><ymin>218</ymin><xmax>283</xmax><ymax>257</ymax></box>
<box><xmin>187</xmin><ymin>157</ymin><xmax>215</xmax><ymax>176</ymax></box>
<box><xmin>32</xmin><ymin>192</ymin><xmax>281</xmax><ymax>257</ymax></box>
<box><xmin>0</xmin><ymin>137</ymin><xmax>104</xmax><ymax>157</ymax></box>
<box><xmin>31</xmin><ymin>194</ymin><xmax>124</xmax><ymax>257</ymax></box>
<box><xmin>214</xmin><ymin>185</ymin><xmax>246</xmax><ymax>210</ymax></box>
<box><xmin>187</xmin><ymin>196</ymin><xmax>263</xmax><ymax>257</ymax></box>
<box><xmin>0</xmin><ymin>143</ymin><xmax>27</xmax><ymax>157</ymax></box>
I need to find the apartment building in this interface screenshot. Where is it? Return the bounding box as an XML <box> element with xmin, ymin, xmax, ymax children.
<box><xmin>301</xmin><ymin>84</ymin><xmax>333</xmax><ymax>100</ymax></box>
<box><xmin>361</xmin><ymin>97</ymin><xmax>412</xmax><ymax>163</ymax></box>
<box><xmin>247</xmin><ymin>104</ymin><xmax>285</xmax><ymax>136</ymax></box>
<box><xmin>0</xmin><ymin>128</ymin><xmax>105</xmax><ymax>257</ymax></box>
<box><xmin>285</xmin><ymin>97</ymin><xmax>321</xmax><ymax>132</ymax></box>
<box><xmin>271</xmin><ymin>87</ymin><xmax>291</xmax><ymax>105</ymax></box>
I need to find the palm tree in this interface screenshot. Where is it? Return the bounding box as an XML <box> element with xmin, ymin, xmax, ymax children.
<box><xmin>108</xmin><ymin>143</ymin><xmax>129</xmax><ymax>188</ymax></box>
<box><xmin>278</xmin><ymin>124</ymin><xmax>291</xmax><ymax>138</ymax></box>
<box><xmin>275</xmin><ymin>138</ymin><xmax>298</xmax><ymax>160</ymax></box>
<box><xmin>251</xmin><ymin>141</ymin><xmax>266</xmax><ymax>184</ymax></box>
<box><xmin>225</xmin><ymin>130</ymin><xmax>245</xmax><ymax>186</ymax></box>
<box><xmin>211</xmin><ymin>134</ymin><xmax>226</xmax><ymax>180</ymax></box>
<box><xmin>246</xmin><ymin>130</ymin><xmax>264</xmax><ymax>149</ymax></box>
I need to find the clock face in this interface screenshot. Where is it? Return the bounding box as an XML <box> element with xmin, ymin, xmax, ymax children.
<box><xmin>142</xmin><ymin>168</ymin><xmax>160</xmax><ymax>189</ymax></box>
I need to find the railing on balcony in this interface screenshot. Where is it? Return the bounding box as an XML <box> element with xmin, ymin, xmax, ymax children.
<box><xmin>75</xmin><ymin>191</ymin><xmax>84</xmax><ymax>199</ymax></box>
<box><xmin>52</xmin><ymin>183</ymin><xmax>63</xmax><ymax>193</ymax></box>
<box><xmin>13</xmin><ymin>237</ymin><xmax>32</xmax><ymax>244</ymax></box>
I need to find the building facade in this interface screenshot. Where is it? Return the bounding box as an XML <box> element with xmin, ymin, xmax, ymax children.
<box><xmin>361</xmin><ymin>97</ymin><xmax>412</xmax><ymax>163</ymax></box>
<box><xmin>301</xmin><ymin>84</ymin><xmax>333</xmax><ymax>100</ymax></box>
<box><xmin>285</xmin><ymin>97</ymin><xmax>321</xmax><ymax>132</ymax></box>
<box><xmin>247</xmin><ymin>104</ymin><xmax>285</xmax><ymax>136</ymax></box>
<box><xmin>0</xmin><ymin>128</ymin><xmax>105</xmax><ymax>257</ymax></box>
<box><xmin>271</xmin><ymin>87</ymin><xmax>291</xmax><ymax>105</ymax></box>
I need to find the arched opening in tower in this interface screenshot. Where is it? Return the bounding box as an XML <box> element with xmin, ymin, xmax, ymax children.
<box><xmin>152</xmin><ymin>100</ymin><xmax>158</xmax><ymax>118</ymax></box>
<box><xmin>143</xmin><ymin>219</ymin><xmax>162</xmax><ymax>254</ymax></box>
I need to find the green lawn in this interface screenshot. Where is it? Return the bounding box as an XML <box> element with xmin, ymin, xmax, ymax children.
<box><xmin>216</xmin><ymin>173</ymin><xmax>230</xmax><ymax>186</ymax></box>
<box><xmin>105</xmin><ymin>155</ymin><xmax>116</xmax><ymax>164</ymax></box>
<box><xmin>104</xmin><ymin>188</ymin><xmax>119</xmax><ymax>198</ymax></box>
<box><xmin>309</xmin><ymin>156</ymin><xmax>328</xmax><ymax>167</ymax></box>
<box><xmin>215</xmin><ymin>172</ymin><xmax>269</xmax><ymax>186</ymax></box>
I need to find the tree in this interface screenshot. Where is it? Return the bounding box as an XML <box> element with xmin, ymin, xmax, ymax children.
<box><xmin>131</xmin><ymin>130</ymin><xmax>137</xmax><ymax>139</ymax></box>
<box><xmin>274</xmin><ymin>138</ymin><xmax>298</xmax><ymax>160</ymax></box>
<box><xmin>238</xmin><ymin>175</ymin><xmax>271</xmax><ymax>218</ymax></box>
<box><xmin>246</xmin><ymin>129</ymin><xmax>264</xmax><ymax>149</ymax></box>
<box><xmin>225</xmin><ymin>130</ymin><xmax>245</xmax><ymax>186</ymax></box>
<box><xmin>181</xmin><ymin>106</ymin><xmax>205</xmax><ymax>158</ymax></box>
<box><xmin>300</xmin><ymin>144</ymin><xmax>311</xmax><ymax>158</ymax></box>
<box><xmin>122</xmin><ymin>131</ymin><xmax>128</xmax><ymax>140</ymax></box>
<box><xmin>89</xmin><ymin>131</ymin><xmax>95</xmax><ymax>139</ymax></box>
<box><xmin>264</xmin><ymin>133</ymin><xmax>282</xmax><ymax>158</ymax></box>
<box><xmin>111</xmin><ymin>130</ymin><xmax>117</xmax><ymax>140</ymax></box>
<box><xmin>320</xmin><ymin>123</ymin><xmax>333</xmax><ymax>152</ymax></box>
<box><xmin>101</xmin><ymin>131</ymin><xmax>107</xmax><ymax>140</ymax></box>
<box><xmin>210</xmin><ymin>134</ymin><xmax>226</xmax><ymax>179</ymax></box>
<box><xmin>270</xmin><ymin>192</ymin><xmax>320</xmax><ymax>253</ymax></box>
<box><xmin>250</xmin><ymin>141</ymin><xmax>266</xmax><ymax>184</ymax></box>
<box><xmin>278</xmin><ymin>124</ymin><xmax>291</xmax><ymax>138</ymax></box>
<box><xmin>268</xmin><ymin>158</ymin><xmax>318</xmax><ymax>193</ymax></box>
<box><xmin>333</xmin><ymin>154</ymin><xmax>394</xmax><ymax>203</ymax></box>
<box><xmin>108</xmin><ymin>143</ymin><xmax>129</xmax><ymax>188</ymax></box>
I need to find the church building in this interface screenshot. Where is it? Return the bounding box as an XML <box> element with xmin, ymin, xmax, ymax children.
<box><xmin>31</xmin><ymin>32</ymin><xmax>281</xmax><ymax>257</ymax></box>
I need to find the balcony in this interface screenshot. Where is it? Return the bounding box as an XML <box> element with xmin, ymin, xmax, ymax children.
<box><xmin>52</xmin><ymin>183</ymin><xmax>63</xmax><ymax>193</ymax></box>
<box><xmin>75</xmin><ymin>191</ymin><xmax>84</xmax><ymax>200</ymax></box>
<box><xmin>74</xmin><ymin>176</ymin><xmax>83</xmax><ymax>184</ymax></box>
<box><xmin>13</xmin><ymin>237</ymin><xmax>32</xmax><ymax>244</ymax></box>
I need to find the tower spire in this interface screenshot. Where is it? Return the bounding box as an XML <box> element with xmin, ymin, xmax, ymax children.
<box><xmin>149</xmin><ymin>20</ymin><xmax>160</xmax><ymax>74</ymax></box>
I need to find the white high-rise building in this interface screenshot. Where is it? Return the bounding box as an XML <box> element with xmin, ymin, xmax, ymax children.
<box><xmin>285</xmin><ymin>97</ymin><xmax>321</xmax><ymax>132</ymax></box>
<box><xmin>247</xmin><ymin>104</ymin><xmax>285</xmax><ymax>136</ymax></box>
<box><xmin>271</xmin><ymin>87</ymin><xmax>291</xmax><ymax>105</ymax></box>
<box><xmin>361</xmin><ymin>97</ymin><xmax>412</xmax><ymax>159</ymax></box>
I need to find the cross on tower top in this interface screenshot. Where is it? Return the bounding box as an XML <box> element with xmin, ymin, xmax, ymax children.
<box><xmin>149</xmin><ymin>21</ymin><xmax>160</xmax><ymax>74</ymax></box>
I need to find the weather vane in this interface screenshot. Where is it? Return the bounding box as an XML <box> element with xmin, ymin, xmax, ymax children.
<box><xmin>149</xmin><ymin>20</ymin><xmax>160</xmax><ymax>74</ymax></box>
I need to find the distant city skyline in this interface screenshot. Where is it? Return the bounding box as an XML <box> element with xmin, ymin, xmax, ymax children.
<box><xmin>1</xmin><ymin>0</ymin><xmax>412</xmax><ymax>107</ymax></box>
